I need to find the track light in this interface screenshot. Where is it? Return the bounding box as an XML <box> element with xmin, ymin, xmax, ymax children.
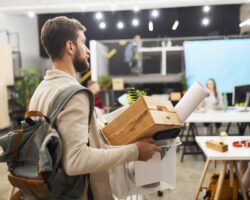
<box><xmin>148</xmin><ymin>21</ymin><xmax>153</xmax><ymax>31</ymax></box>
<box><xmin>117</xmin><ymin>21</ymin><xmax>124</xmax><ymax>29</ymax></box>
<box><xmin>172</xmin><ymin>20</ymin><xmax>179</xmax><ymax>30</ymax></box>
<box><xmin>132</xmin><ymin>18</ymin><xmax>140</xmax><ymax>27</ymax></box>
<box><xmin>99</xmin><ymin>22</ymin><xmax>106</xmax><ymax>29</ymax></box>
<box><xmin>202</xmin><ymin>18</ymin><xmax>210</xmax><ymax>26</ymax></box>
<box><xmin>95</xmin><ymin>12</ymin><xmax>103</xmax><ymax>20</ymax></box>
<box><xmin>203</xmin><ymin>6</ymin><xmax>210</xmax><ymax>13</ymax></box>
<box><xmin>151</xmin><ymin>10</ymin><xmax>159</xmax><ymax>18</ymax></box>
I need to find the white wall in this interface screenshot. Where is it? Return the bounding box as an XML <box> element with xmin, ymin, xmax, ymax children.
<box><xmin>0</xmin><ymin>12</ymin><xmax>51</xmax><ymax>75</ymax></box>
<box><xmin>240</xmin><ymin>4</ymin><xmax>250</xmax><ymax>34</ymax></box>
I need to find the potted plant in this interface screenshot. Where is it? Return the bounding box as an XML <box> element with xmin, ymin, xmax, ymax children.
<box><xmin>126</xmin><ymin>87</ymin><xmax>147</xmax><ymax>105</ymax></box>
<box><xmin>180</xmin><ymin>74</ymin><xmax>187</xmax><ymax>91</ymax></box>
<box><xmin>15</xmin><ymin>68</ymin><xmax>42</xmax><ymax>111</ymax></box>
<box><xmin>98</xmin><ymin>75</ymin><xmax>112</xmax><ymax>90</ymax></box>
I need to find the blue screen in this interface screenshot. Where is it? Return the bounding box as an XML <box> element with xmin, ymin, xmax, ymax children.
<box><xmin>184</xmin><ymin>39</ymin><xmax>250</xmax><ymax>92</ymax></box>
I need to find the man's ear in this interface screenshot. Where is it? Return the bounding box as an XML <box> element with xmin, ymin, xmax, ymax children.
<box><xmin>65</xmin><ymin>41</ymin><xmax>75</xmax><ymax>56</ymax></box>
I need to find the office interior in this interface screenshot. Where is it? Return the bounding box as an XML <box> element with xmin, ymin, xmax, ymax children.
<box><xmin>0</xmin><ymin>0</ymin><xmax>250</xmax><ymax>199</ymax></box>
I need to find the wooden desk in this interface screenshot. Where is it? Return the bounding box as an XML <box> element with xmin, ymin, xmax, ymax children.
<box><xmin>195</xmin><ymin>136</ymin><xmax>250</xmax><ymax>200</ymax></box>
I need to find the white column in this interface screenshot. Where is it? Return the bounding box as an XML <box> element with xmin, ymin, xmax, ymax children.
<box><xmin>0</xmin><ymin>42</ymin><xmax>14</xmax><ymax>129</ymax></box>
<box><xmin>0</xmin><ymin>82</ymin><xmax>11</xmax><ymax>129</ymax></box>
<box><xmin>0</xmin><ymin>43</ymin><xmax>14</xmax><ymax>86</ymax></box>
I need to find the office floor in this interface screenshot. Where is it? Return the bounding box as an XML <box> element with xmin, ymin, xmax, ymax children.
<box><xmin>0</xmin><ymin>151</ymin><xmax>223</xmax><ymax>200</ymax></box>
<box><xmin>0</xmin><ymin>125</ymin><xmax>249</xmax><ymax>200</ymax></box>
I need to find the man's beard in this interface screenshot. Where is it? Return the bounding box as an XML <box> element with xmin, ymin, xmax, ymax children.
<box><xmin>73</xmin><ymin>49</ymin><xmax>90</xmax><ymax>73</ymax></box>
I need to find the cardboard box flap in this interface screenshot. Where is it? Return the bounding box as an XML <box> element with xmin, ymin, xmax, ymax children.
<box><xmin>149</xmin><ymin>110</ymin><xmax>181</xmax><ymax>126</ymax></box>
<box><xmin>142</xmin><ymin>96</ymin><xmax>176</xmax><ymax>113</ymax></box>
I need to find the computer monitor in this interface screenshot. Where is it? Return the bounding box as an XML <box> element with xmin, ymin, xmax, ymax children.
<box><xmin>225</xmin><ymin>93</ymin><xmax>233</xmax><ymax>106</ymax></box>
<box><xmin>234</xmin><ymin>84</ymin><xmax>250</xmax><ymax>106</ymax></box>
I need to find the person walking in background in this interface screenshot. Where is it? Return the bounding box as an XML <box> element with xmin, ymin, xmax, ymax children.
<box><xmin>124</xmin><ymin>34</ymin><xmax>143</xmax><ymax>75</ymax></box>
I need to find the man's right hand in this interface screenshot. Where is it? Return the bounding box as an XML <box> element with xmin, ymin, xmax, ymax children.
<box><xmin>135</xmin><ymin>138</ymin><xmax>161</xmax><ymax>161</ymax></box>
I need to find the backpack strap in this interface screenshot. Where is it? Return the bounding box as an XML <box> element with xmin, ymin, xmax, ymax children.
<box><xmin>48</xmin><ymin>84</ymin><xmax>94</xmax><ymax>127</ymax></box>
<box><xmin>12</xmin><ymin>129</ymin><xmax>24</xmax><ymax>162</ymax></box>
<box><xmin>24</xmin><ymin>111</ymin><xmax>50</xmax><ymax>125</ymax></box>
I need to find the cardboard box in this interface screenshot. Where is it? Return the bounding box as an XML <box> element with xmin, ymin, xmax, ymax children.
<box><xmin>112</xmin><ymin>78</ymin><xmax>124</xmax><ymax>91</ymax></box>
<box><xmin>169</xmin><ymin>92</ymin><xmax>182</xmax><ymax>101</ymax></box>
<box><xmin>102</xmin><ymin>96</ymin><xmax>181</xmax><ymax>145</ymax></box>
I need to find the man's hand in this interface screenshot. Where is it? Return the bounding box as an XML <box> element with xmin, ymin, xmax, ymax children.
<box><xmin>135</xmin><ymin>138</ymin><xmax>161</xmax><ymax>161</ymax></box>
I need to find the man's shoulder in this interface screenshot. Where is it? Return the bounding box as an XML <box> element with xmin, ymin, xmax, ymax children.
<box><xmin>29</xmin><ymin>80</ymin><xmax>82</xmax><ymax>112</ymax></box>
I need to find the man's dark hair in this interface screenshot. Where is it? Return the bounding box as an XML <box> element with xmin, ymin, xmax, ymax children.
<box><xmin>41</xmin><ymin>16</ymin><xmax>86</xmax><ymax>60</ymax></box>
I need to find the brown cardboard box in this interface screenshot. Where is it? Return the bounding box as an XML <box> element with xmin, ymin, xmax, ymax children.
<box><xmin>112</xmin><ymin>78</ymin><xmax>124</xmax><ymax>91</ymax></box>
<box><xmin>169</xmin><ymin>92</ymin><xmax>182</xmax><ymax>101</ymax></box>
<box><xmin>102</xmin><ymin>96</ymin><xmax>181</xmax><ymax>145</ymax></box>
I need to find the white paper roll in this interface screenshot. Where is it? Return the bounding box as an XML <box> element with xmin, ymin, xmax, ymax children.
<box><xmin>175</xmin><ymin>81</ymin><xmax>209</xmax><ymax>123</ymax></box>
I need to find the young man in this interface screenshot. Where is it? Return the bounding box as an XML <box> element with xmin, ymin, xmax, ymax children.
<box><xmin>124</xmin><ymin>34</ymin><xmax>143</xmax><ymax>75</ymax></box>
<box><xmin>29</xmin><ymin>16</ymin><xmax>160</xmax><ymax>200</ymax></box>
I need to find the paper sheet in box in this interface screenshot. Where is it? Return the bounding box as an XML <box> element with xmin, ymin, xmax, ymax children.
<box><xmin>109</xmin><ymin>139</ymin><xmax>177</xmax><ymax>199</ymax></box>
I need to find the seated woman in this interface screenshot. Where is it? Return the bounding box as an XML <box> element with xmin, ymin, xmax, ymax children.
<box><xmin>201</xmin><ymin>79</ymin><xmax>222</xmax><ymax>134</ymax></box>
<box><xmin>203</xmin><ymin>79</ymin><xmax>222</xmax><ymax>110</ymax></box>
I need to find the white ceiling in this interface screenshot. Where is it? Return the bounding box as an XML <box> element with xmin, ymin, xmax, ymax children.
<box><xmin>0</xmin><ymin>0</ymin><xmax>249</xmax><ymax>14</ymax></box>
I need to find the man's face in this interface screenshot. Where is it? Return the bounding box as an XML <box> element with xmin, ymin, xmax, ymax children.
<box><xmin>73</xmin><ymin>31</ymin><xmax>90</xmax><ymax>73</ymax></box>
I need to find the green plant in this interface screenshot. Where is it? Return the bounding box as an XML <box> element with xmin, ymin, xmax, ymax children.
<box><xmin>126</xmin><ymin>87</ymin><xmax>147</xmax><ymax>105</ymax></box>
<box><xmin>15</xmin><ymin>68</ymin><xmax>42</xmax><ymax>110</ymax></box>
<box><xmin>98</xmin><ymin>75</ymin><xmax>112</xmax><ymax>90</ymax></box>
<box><xmin>180</xmin><ymin>74</ymin><xmax>187</xmax><ymax>91</ymax></box>
<box><xmin>235</xmin><ymin>102</ymin><xmax>245</xmax><ymax>107</ymax></box>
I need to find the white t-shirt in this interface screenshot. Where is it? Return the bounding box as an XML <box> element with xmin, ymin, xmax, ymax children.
<box><xmin>203</xmin><ymin>92</ymin><xmax>222</xmax><ymax>110</ymax></box>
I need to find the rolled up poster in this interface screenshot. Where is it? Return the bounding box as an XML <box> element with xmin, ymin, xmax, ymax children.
<box><xmin>175</xmin><ymin>81</ymin><xmax>209</xmax><ymax>122</ymax></box>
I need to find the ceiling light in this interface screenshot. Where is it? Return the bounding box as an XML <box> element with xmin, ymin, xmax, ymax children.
<box><xmin>132</xmin><ymin>18</ymin><xmax>139</xmax><ymax>27</ymax></box>
<box><xmin>133</xmin><ymin>5</ymin><xmax>140</xmax><ymax>12</ymax></box>
<box><xmin>99</xmin><ymin>22</ymin><xmax>106</xmax><ymax>29</ymax></box>
<box><xmin>172</xmin><ymin>20</ymin><xmax>179</xmax><ymax>30</ymax></box>
<box><xmin>117</xmin><ymin>21</ymin><xmax>124</xmax><ymax>29</ymax></box>
<box><xmin>202</xmin><ymin>18</ymin><xmax>210</xmax><ymax>26</ymax></box>
<box><xmin>151</xmin><ymin>9</ymin><xmax>159</xmax><ymax>18</ymax></box>
<box><xmin>27</xmin><ymin>11</ymin><xmax>35</xmax><ymax>18</ymax></box>
<box><xmin>239</xmin><ymin>19</ymin><xmax>250</xmax><ymax>27</ymax></box>
<box><xmin>95</xmin><ymin>12</ymin><xmax>103</xmax><ymax>20</ymax></box>
<box><xmin>203</xmin><ymin>5</ymin><xmax>210</xmax><ymax>13</ymax></box>
<box><xmin>148</xmin><ymin>21</ymin><xmax>154</xmax><ymax>31</ymax></box>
